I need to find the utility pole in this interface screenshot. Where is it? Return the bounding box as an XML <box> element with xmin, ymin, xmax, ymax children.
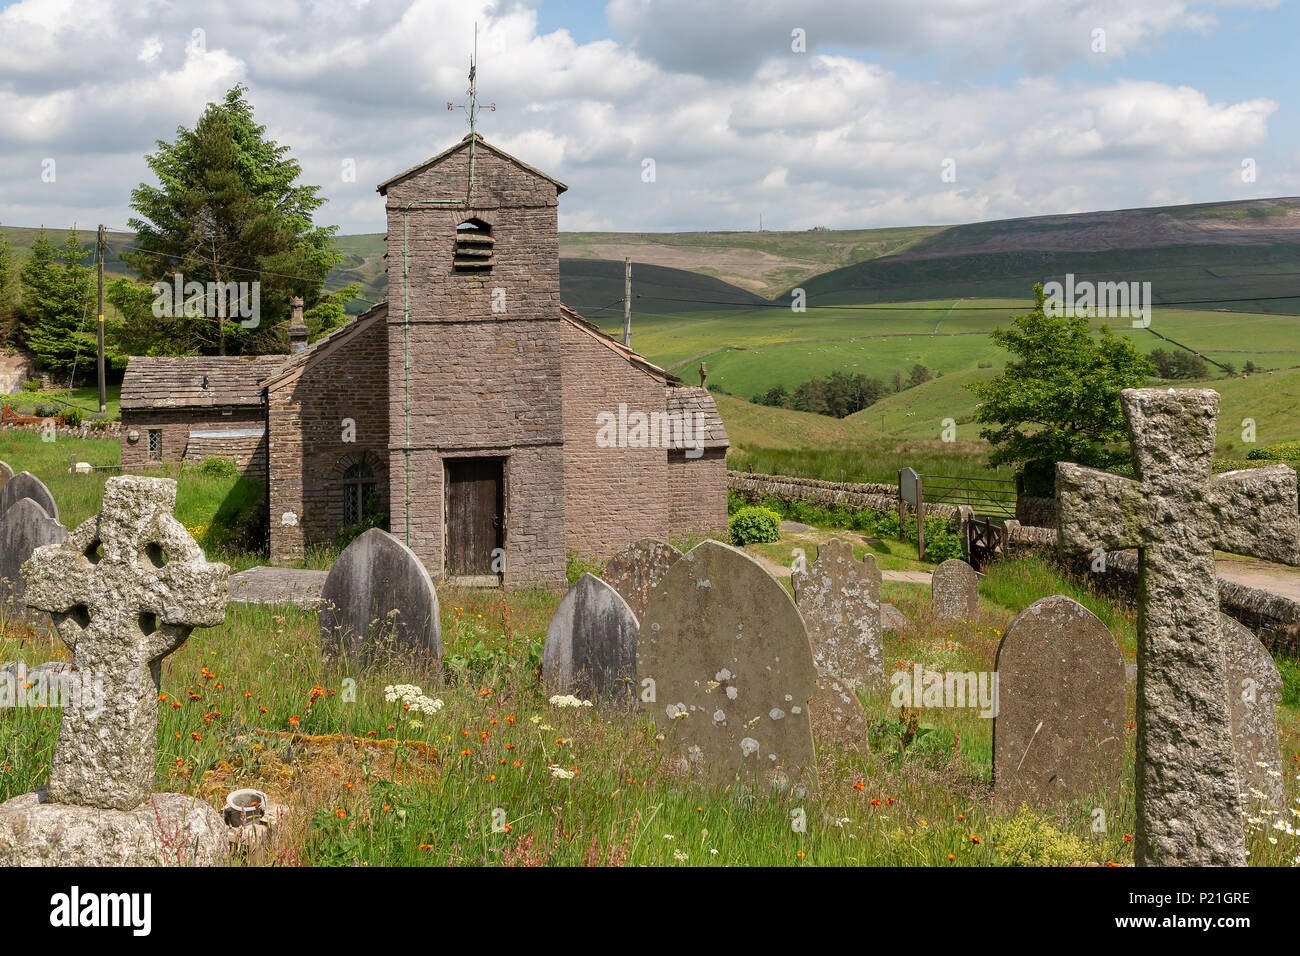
<box><xmin>96</xmin><ymin>224</ymin><xmax>106</xmax><ymax>414</ymax></box>
<box><xmin>623</xmin><ymin>256</ymin><xmax>631</xmax><ymax>347</ymax></box>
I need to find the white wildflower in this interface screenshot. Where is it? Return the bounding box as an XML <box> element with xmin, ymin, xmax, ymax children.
<box><xmin>549</xmin><ymin>694</ymin><xmax>593</xmax><ymax>709</ymax></box>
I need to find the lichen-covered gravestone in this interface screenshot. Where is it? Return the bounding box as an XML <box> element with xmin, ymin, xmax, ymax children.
<box><xmin>319</xmin><ymin>527</ymin><xmax>442</xmax><ymax>669</ymax></box>
<box><xmin>792</xmin><ymin>538</ymin><xmax>884</xmax><ymax>692</ymax></box>
<box><xmin>543</xmin><ymin>573</ymin><xmax>639</xmax><ymax>704</ymax></box>
<box><xmin>931</xmin><ymin>558</ymin><xmax>978</xmax><ymax>623</ymax></box>
<box><xmin>0</xmin><ymin>460</ymin><xmax>13</xmax><ymax>487</ymax></box>
<box><xmin>601</xmin><ymin>538</ymin><xmax>682</xmax><ymax>620</ymax></box>
<box><xmin>809</xmin><ymin>670</ymin><xmax>869</xmax><ymax>751</ymax></box>
<box><xmin>1221</xmin><ymin>612</ymin><xmax>1285</xmax><ymax>810</ymax></box>
<box><xmin>992</xmin><ymin>595</ymin><xmax>1126</xmax><ymax>810</ymax></box>
<box><xmin>0</xmin><ymin>471</ymin><xmax>58</xmax><ymax>523</ymax></box>
<box><xmin>636</xmin><ymin>540</ymin><xmax>818</xmax><ymax>790</ymax></box>
<box><xmin>1057</xmin><ymin>387</ymin><xmax>1300</xmax><ymax>866</ymax></box>
<box><xmin>0</xmin><ymin>497</ymin><xmax>66</xmax><ymax>617</ymax></box>
<box><xmin>0</xmin><ymin>476</ymin><xmax>230</xmax><ymax>865</ymax></box>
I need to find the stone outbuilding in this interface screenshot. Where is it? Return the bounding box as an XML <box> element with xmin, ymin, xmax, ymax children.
<box><xmin>119</xmin><ymin>354</ymin><xmax>282</xmax><ymax>478</ymax></box>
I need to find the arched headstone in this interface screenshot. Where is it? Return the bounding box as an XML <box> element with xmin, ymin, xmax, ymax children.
<box><xmin>637</xmin><ymin>540</ymin><xmax>818</xmax><ymax>790</ymax></box>
<box><xmin>601</xmin><ymin>539</ymin><xmax>682</xmax><ymax>620</ymax></box>
<box><xmin>993</xmin><ymin>594</ymin><xmax>1126</xmax><ymax>809</ymax></box>
<box><xmin>1221</xmin><ymin>612</ymin><xmax>1284</xmax><ymax>810</ymax></box>
<box><xmin>543</xmin><ymin>573</ymin><xmax>638</xmax><ymax>703</ymax></box>
<box><xmin>0</xmin><ymin>497</ymin><xmax>67</xmax><ymax>616</ymax></box>
<box><xmin>319</xmin><ymin>528</ymin><xmax>441</xmax><ymax>669</ymax></box>
<box><xmin>0</xmin><ymin>460</ymin><xmax>13</xmax><ymax>488</ymax></box>
<box><xmin>792</xmin><ymin>538</ymin><xmax>884</xmax><ymax>691</ymax></box>
<box><xmin>931</xmin><ymin>558</ymin><xmax>978</xmax><ymax>622</ymax></box>
<box><xmin>0</xmin><ymin>472</ymin><xmax>58</xmax><ymax>523</ymax></box>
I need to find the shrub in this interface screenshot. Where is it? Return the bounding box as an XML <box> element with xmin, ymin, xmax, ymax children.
<box><xmin>1247</xmin><ymin>441</ymin><xmax>1300</xmax><ymax>463</ymax></box>
<box><xmin>196</xmin><ymin>455</ymin><xmax>239</xmax><ymax>479</ymax></box>
<box><xmin>995</xmin><ymin>807</ymin><xmax>1096</xmax><ymax>866</ymax></box>
<box><xmin>728</xmin><ymin>506</ymin><xmax>781</xmax><ymax>546</ymax></box>
<box><xmin>57</xmin><ymin>406</ymin><xmax>83</xmax><ymax>427</ymax></box>
<box><xmin>566</xmin><ymin>549</ymin><xmax>603</xmax><ymax>585</ymax></box>
<box><xmin>919</xmin><ymin>519</ymin><xmax>965</xmax><ymax>563</ymax></box>
<box><xmin>20</xmin><ymin>378</ymin><xmax>41</xmax><ymax>392</ymax></box>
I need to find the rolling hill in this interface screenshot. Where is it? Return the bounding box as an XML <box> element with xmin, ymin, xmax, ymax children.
<box><xmin>779</xmin><ymin>197</ymin><xmax>1300</xmax><ymax>313</ymax></box>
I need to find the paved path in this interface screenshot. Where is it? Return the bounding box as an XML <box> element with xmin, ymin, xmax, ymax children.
<box><xmin>1214</xmin><ymin>558</ymin><xmax>1300</xmax><ymax>603</ymax></box>
<box><xmin>228</xmin><ymin>567</ymin><xmax>327</xmax><ymax>607</ymax></box>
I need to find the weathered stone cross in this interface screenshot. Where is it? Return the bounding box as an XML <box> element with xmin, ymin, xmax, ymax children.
<box><xmin>24</xmin><ymin>476</ymin><xmax>229</xmax><ymax>811</ymax></box>
<box><xmin>1057</xmin><ymin>388</ymin><xmax>1300</xmax><ymax>865</ymax></box>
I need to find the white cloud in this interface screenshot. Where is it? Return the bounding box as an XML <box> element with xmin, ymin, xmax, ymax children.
<box><xmin>0</xmin><ymin>0</ymin><xmax>1290</xmax><ymax>240</ymax></box>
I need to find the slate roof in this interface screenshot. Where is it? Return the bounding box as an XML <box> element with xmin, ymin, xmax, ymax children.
<box><xmin>559</xmin><ymin>305</ymin><xmax>680</xmax><ymax>384</ymax></box>
<box><xmin>665</xmin><ymin>386</ymin><xmax>730</xmax><ymax>450</ymax></box>
<box><xmin>262</xmin><ymin>301</ymin><xmax>389</xmax><ymax>390</ymax></box>
<box><xmin>120</xmin><ymin>355</ymin><xmax>284</xmax><ymax>410</ymax></box>
<box><xmin>377</xmin><ymin>133</ymin><xmax>568</xmax><ymax>196</ymax></box>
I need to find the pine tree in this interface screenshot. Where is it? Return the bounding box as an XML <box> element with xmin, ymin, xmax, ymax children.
<box><xmin>20</xmin><ymin>230</ymin><xmax>97</xmax><ymax>377</ymax></box>
<box><xmin>0</xmin><ymin>228</ymin><xmax>18</xmax><ymax>347</ymax></box>
<box><xmin>125</xmin><ymin>85</ymin><xmax>345</xmax><ymax>355</ymax></box>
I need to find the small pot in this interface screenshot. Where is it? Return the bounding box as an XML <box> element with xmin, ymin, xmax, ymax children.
<box><xmin>224</xmin><ymin>788</ymin><xmax>268</xmax><ymax>827</ymax></box>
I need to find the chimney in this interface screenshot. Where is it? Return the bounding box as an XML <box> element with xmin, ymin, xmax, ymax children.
<box><xmin>288</xmin><ymin>296</ymin><xmax>308</xmax><ymax>354</ymax></box>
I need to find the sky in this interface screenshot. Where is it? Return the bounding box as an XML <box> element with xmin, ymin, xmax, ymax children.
<box><xmin>0</xmin><ymin>0</ymin><xmax>1296</xmax><ymax>235</ymax></box>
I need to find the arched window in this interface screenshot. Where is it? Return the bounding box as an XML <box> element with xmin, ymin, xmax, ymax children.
<box><xmin>453</xmin><ymin>218</ymin><xmax>494</xmax><ymax>271</ymax></box>
<box><xmin>342</xmin><ymin>461</ymin><xmax>377</xmax><ymax>527</ymax></box>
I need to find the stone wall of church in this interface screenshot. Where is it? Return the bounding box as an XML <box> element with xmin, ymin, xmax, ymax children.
<box><xmin>559</xmin><ymin>322</ymin><xmax>670</xmax><ymax>561</ymax></box>
<box><xmin>667</xmin><ymin>448</ymin><xmax>729</xmax><ymax>539</ymax></box>
<box><xmin>384</xmin><ymin>143</ymin><xmax>566</xmax><ymax>586</ymax></box>
<box><xmin>267</xmin><ymin>316</ymin><xmax>389</xmax><ymax>563</ymax></box>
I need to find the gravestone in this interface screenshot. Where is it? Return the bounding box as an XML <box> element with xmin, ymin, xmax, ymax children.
<box><xmin>1221</xmin><ymin>612</ymin><xmax>1285</xmax><ymax>810</ymax></box>
<box><xmin>0</xmin><ymin>476</ymin><xmax>230</xmax><ymax>865</ymax></box>
<box><xmin>931</xmin><ymin>558</ymin><xmax>978</xmax><ymax>622</ymax></box>
<box><xmin>792</xmin><ymin>538</ymin><xmax>884</xmax><ymax>691</ymax></box>
<box><xmin>0</xmin><ymin>497</ymin><xmax>67</xmax><ymax>616</ymax></box>
<box><xmin>992</xmin><ymin>595</ymin><xmax>1126</xmax><ymax>810</ymax></box>
<box><xmin>543</xmin><ymin>573</ymin><xmax>639</xmax><ymax>703</ymax></box>
<box><xmin>0</xmin><ymin>460</ymin><xmax>12</xmax><ymax>487</ymax></box>
<box><xmin>881</xmin><ymin>603</ymin><xmax>915</xmax><ymax>635</ymax></box>
<box><xmin>636</xmin><ymin>540</ymin><xmax>818</xmax><ymax>790</ymax></box>
<box><xmin>319</xmin><ymin>528</ymin><xmax>441</xmax><ymax>668</ymax></box>
<box><xmin>0</xmin><ymin>471</ymin><xmax>58</xmax><ymax>522</ymax></box>
<box><xmin>1057</xmin><ymin>387</ymin><xmax>1300</xmax><ymax>866</ymax></box>
<box><xmin>601</xmin><ymin>539</ymin><xmax>682</xmax><ymax>620</ymax></box>
<box><xmin>809</xmin><ymin>670</ymin><xmax>869</xmax><ymax>751</ymax></box>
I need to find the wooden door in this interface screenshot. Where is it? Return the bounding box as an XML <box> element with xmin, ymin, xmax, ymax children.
<box><xmin>445</xmin><ymin>459</ymin><xmax>503</xmax><ymax>576</ymax></box>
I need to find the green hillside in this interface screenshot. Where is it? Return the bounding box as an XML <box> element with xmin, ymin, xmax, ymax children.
<box><xmin>781</xmin><ymin>197</ymin><xmax>1300</xmax><ymax>312</ymax></box>
<box><xmin>559</xmin><ymin>225</ymin><xmax>944</xmax><ymax>297</ymax></box>
<box><xmin>558</xmin><ymin>258</ymin><xmax>768</xmax><ymax>317</ymax></box>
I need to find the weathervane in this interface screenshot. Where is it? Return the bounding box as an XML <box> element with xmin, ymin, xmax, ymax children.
<box><xmin>447</xmin><ymin>23</ymin><xmax>495</xmax><ymax>135</ymax></box>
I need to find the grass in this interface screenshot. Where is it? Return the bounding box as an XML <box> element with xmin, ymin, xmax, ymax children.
<box><xmin>3</xmin><ymin>547</ymin><xmax>1295</xmax><ymax>866</ymax></box>
<box><xmin>2</xmin><ymin>384</ymin><xmax>121</xmax><ymax>421</ymax></box>
<box><xmin>0</xmin><ymin>430</ymin><xmax>274</xmax><ymax>569</ymax></box>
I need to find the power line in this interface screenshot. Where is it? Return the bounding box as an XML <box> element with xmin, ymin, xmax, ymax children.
<box><xmin>627</xmin><ymin>290</ymin><xmax>1300</xmax><ymax>311</ymax></box>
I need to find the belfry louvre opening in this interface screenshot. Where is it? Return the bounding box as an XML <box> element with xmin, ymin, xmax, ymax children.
<box><xmin>453</xmin><ymin>219</ymin><xmax>493</xmax><ymax>271</ymax></box>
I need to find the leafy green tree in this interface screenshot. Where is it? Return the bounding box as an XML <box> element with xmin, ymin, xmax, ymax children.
<box><xmin>20</xmin><ymin>229</ymin><xmax>100</xmax><ymax>377</ymax></box>
<box><xmin>966</xmin><ymin>285</ymin><xmax>1154</xmax><ymax>495</ymax></box>
<box><xmin>125</xmin><ymin>85</ymin><xmax>345</xmax><ymax>355</ymax></box>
